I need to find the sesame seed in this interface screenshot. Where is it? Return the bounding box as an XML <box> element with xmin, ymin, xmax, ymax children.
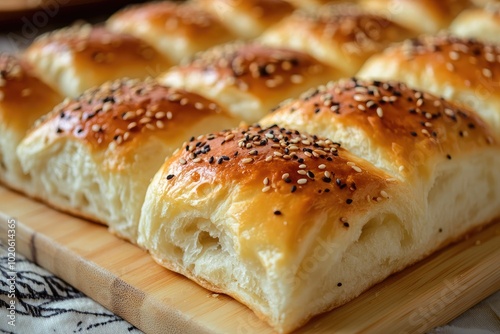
<box><xmin>166</xmin><ymin>112</ymin><xmax>173</xmax><ymax>120</ymax></box>
<box><xmin>297</xmin><ymin>178</ymin><xmax>308</xmax><ymax>185</ymax></box>
<box><xmin>297</xmin><ymin>170</ymin><xmax>307</xmax><ymax>175</ymax></box>
<box><xmin>262</xmin><ymin>186</ymin><xmax>271</xmax><ymax>193</ymax></box>
<box><xmin>155</xmin><ymin>111</ymin><xmax>166</xmax><ymax>119</ymax></box>
<box><xmin>128</xmin><ymin>122</ymin><xmax>137</xmax><ymax>130</ymax></box>
<box><xmin>380</xmin><ymin>190</ymin><xmax>389</xmax><ymax>198</ymax></box>
<box><xmin>299</xmin><ymin>164</ymin><xmax>307</xmax><ymax>169</ymax></box>
<box><xmin>265</xmin><ymin>156</ymin><xmax>273</xmax><ymax>162</ymax></box>
<box><xmin>282</xmin><ymin>173</ymin><xmax>290</xmax><ymax>180</ymax></box>
<box><xmin>482</xmin><ymin>68</ymin><xmax>493</xmax><ymax>78</ymax></box>
<box><xmin>192</xmin><ymin>158</ymin><xmax>201</xmax><ymax>163</ymax></box>
<box><xmin>376</xmin><ymin>107</ymin><xmax>383</xmax><ymax>118</ymax></box>
<box><xmin>179</xmin><ymin>158</ymin><xmax>187</xmax><ymax>165</ymax></box>
<box><xmin>351</xmin><ymin>166</ymin><xmax>362</xmax><ymax>173</ymax></box>
<box><xmin>318</xmin><ymin>164</ymin><xmax>326</xmax><ymax>169</ymax></box>
<box><xmin>290</xmin><ymin>74</ymin><xmax>303</xmax><ymax>84</ymax></box>
<box><xmin>156</xmin><ymin>120</ymin><xmax>164</xmax><ymax>129</ymax></box>
<box><xmin>263</xmin><ymin>177</ymin><xmax>269</xmax><ymax>185</ymax></box>
<box><xmin>91</xmin><ymin>124</ymin><xmax>101</xmax><ymax>132</ymax></box>
<box><xmin>166</xmin><ymin>174</ymin><xmax>175</xmax><ymax>180</ymax></box>
<box><xmin>241</xmin><ymin>158</ymin><xmax>253</xmax><ymax>164</ymax></box>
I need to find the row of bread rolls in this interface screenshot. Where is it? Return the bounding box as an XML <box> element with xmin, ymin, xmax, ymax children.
<box><xmin>2</xmin><ymin>0</ymin><xmax>500</xmax><ymax>333</ymax></box>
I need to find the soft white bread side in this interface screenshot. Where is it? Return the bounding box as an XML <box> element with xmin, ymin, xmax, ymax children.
<box><xmin>195</xmin><ymin>0</ymin><xmax>295</xmax><ymax>39</ymax></box>
<box><xmin>107</xmin><ymin>1</ymin><xmax>235</xmax><ymax>63</ymax></box>
<box><xmin>360</xmin><ymin>0</ymin><xmax>472</xmax><ymax>33</ymax></box>
<box><xmin>358</xmin><ymin>35</ymin><xmax>500</xmax><ymax>134</ymax></box>
<box><xmin>139</xmin><ymin>124</ymin><xmax>418</xmax><ymax>333</ymax></box>
<box><xmin>17</xmin><ymin>78</ymin><xmax>238</xmax><ymax>243</ymax></box>
<box><xmin>0</xmin><ymin>54</ymin><xmax>62</xmax><ymax>195</ymax></box>
<box><xmin>450</xmin><ymin>3</ymin><xmax>500</xmax><ymax>44</ymax></box>
<box><xmin>24</xmin><ymin>24</ymin><xmax>171</xmax><ymax>97</ymax></box>
<box><xmin>260</xmin><ymin>3</ymin><xmax>415</xmax><ymax>75</ymax></box>
<box><xmin>158</xmin><ymin>42</ymin><xmax>341</xmax><ymax>123</ymax></box>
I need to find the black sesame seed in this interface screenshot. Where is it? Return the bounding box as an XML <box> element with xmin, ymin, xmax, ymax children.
<box><xmin>291</xmin><ymin>185</ymin><xmax>297</xmax><ymax>193</ymax></box>
<box><xmin>343</xmin><ymin>222</ymin><xmax>349</xmax><ymax>228</ymax></box>
<box><xmin>307</xmin><ymin>171</ymin><xmax>315</xmax><ymax>179</ymax></box>
<box><xmin>324</xmin><ymin>188</ymin><xmax>330</xmax><ymax>193</ymax></box>
<box><xmin>346</xmin><ymin>199</ymin><xmax>353</xmax><ymax>204</ymax></box>
<box><xmin>410</xmin><ymin>131</ymin><xmax>417</xmax><ymax>137</ymax></box>
<box><xmin>322</xmin><ymin>177</ymin><xmax>331</xmax><ymax>183</ymax></box>
<box><xmin>438</xmin><ymin>228</ymin><xmax>443</xmax><ymax>233</ymax></box>
<box><xmin>274</xmin><ymin>210</ymin><xmax>282</xmax><ymax>215</ymax></box>
<box><xmin>56</xmin><ymin>127</ymin><xmax>63</xmax><ymax>134</ymax></box>
<box><xmin>166</xmin><ymin>174</ymin><xmax>175</xmax><ymax>180</ymax></box>
<box><xmin>217</xmin><ymin>157</ymin><xmax>224</xmax><ymax>164</ymax></box>
<box><xmin>337</xmin><ymin>282</ymin><xmax>342</xmax><ymax>287</ymax></box>
<box><xmin>446</xmin><ymin>154</ymin><xmax>452</xmax><ymax>160</ymax></box>
<box><xmin>284</xmin><ymin>178</ymin><xmax>292</xmax><ymax>183</ymax></box>
<box><xmin>209</xmin><ymin>156</ymin><xmax>215</xmax><ymax>164</ymax></box>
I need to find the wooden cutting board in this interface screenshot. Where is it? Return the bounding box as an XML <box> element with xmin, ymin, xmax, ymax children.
<box><xmin>0</xmin><ymin>185</ymin><xmax>499</xmax><ymax>334</ymax></box>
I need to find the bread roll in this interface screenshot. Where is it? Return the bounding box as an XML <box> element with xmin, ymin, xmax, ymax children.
<box><xmin>158</xmin><ymin>42</ymin><xmax>340</xmax><ymax>123</ymax></box>
<box><xmin>450</xmin><ymin>3</ymin><xmax>500</xmax><ymax>44</ymax></box>
<box><xmin>107</xmin><ymin>1</ymin><xmax>235</xmax><ymax>63</ymax></box>
<box><xmin>358</xmin><ymin>35</ymin><xmax>500</xmax><ymax>134</ymax></box>
<box><xmin>195</xmin><ymin>0</ymin><xmax>295</xmax><ymax>39</ymax></box>
<box><xmin>24</xmin><ymin>24</ymin><xmax>171</xmax><ymax>97</ymax></box>
<box><xmin>16</xmin><ymin>78</ymin><xmax>238</xmax><ymax>242</ymax></box>
<box><xmin>260</xmin><ymin>3</ymin><xmax>415</xmax><ymax>75</ymax></box>
<box><xmin>0</xmin><ymin>54</ymin><xmax>62</xmax><ymax>194</ymax></box>
<box><xmin>138</xmin><ymin>78</ymin><xmax>500</xmax><ymax>332</ymax></box>
<box><xmin>139</xmin><ymin>124</ymin><xmax>416</xmax><ymax>333</ymax></box>
<box><xmin>360</xmin><ymin>0</ymin><xmax>472</xmax><ymax>33</ymax></box>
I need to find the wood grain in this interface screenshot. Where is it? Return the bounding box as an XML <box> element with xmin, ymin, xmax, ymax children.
<box><xmin>0</xmin><ymin>185</ymin><xmax>499</xmax><ymax>334</ymax></box>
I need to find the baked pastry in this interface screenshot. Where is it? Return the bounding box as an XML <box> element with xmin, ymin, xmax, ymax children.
<box><xmin>139</xmin><ymin>79</ymin><xmax>500</xmax><ymax>333</ymax></box>
<box><xmin>260</xmin><ymin>3</ymin><xmax>415</xmax><ymax>75</ymax></box>
<box><xmin>158</xmin><ymin>42</ymin><xmax>340</xmax><ymax>123</ymax></box>
<box><xmin>358</xmin><ymin>35</ymin><xmax>500</xmax><ymax>134</ymax></box>
<box><xmin>107</xmin><ymin>1</ymin><xmax>235</xmax><ymax>63</ymax></box>
<box><xmin>24</xmin><ymin>24</ymin><xmax>171</xmax><ymax>97</ymax></box>
<box><xmin>0</xmin><ymin>54</ymin><xmax>62</xmax><ymax>194</ymax></box>
<box><xmin>16</xmin><ymin>78</ymin><xmax>238</xmax><ymax>242</ymax></box>
<box><xmin>360</xmin><ymin>0</ymin><xmax>472</xmax><ymax>33</ymax></box>
<box><xmin>195</xmin><ymin>0</ymin><xmax>295</xmax><ymax>39</ymax></box>
<box><xmin>138</xmin><ymin>124</ymin><xmax>414</xmax><ymax>333</ymax></box>
<box><xmin>450</xmin><ymin>2</ymin><xmax>500</xmax><ymax>44</ymax></box>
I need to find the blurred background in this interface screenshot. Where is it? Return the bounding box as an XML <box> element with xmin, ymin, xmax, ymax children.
<box><xmin>0</xmin><ymin>0</ymin><xmax>152</xmax><ymax>52</ymax></box>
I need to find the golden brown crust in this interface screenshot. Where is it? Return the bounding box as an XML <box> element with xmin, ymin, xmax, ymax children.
<box><xmin>361</xmin><ymin>0</ymin><xmax>472</xmax><ymax>33</ymax></box>
<box><xmin>107</xmin><ymin>2</ymin><xmax>235</xmax><ymax>56</ymax></box>
<box><xmin>175</xmin><ymin>42</ymin><xmax>333</xmax><ymax>97</ymax></box>
<box><xmin>197</xmin><ymin>0</ymin><xmax>295</xmax><ymax>31</ymax></box>
<box><xmin>160</xmin><ymin>124</ymin><xmax>394</xmax><ymax>245</ymax></box>
<box><xmin>28</xmin><ymin>24</ymin><xmax>167</xmax><ymax>67</ymax></box>
<box><xmin>34</xmin><ymin>78</ymin><xmax>226</xmax><ymax>150</ymax></box>
<box><xmin>0</xmin><ymin>54</ymin><xmax>62</xmax><ymax>132</ymax></box>
<box><xmin>262</xmin><ymin>3</ymin><xmax>414</xmax><ymax>73</ymax></box>
<box><xmin>384</xmin><ymin>35</ymin><xmax>500</xmax><ymax>96</ymax></box>
<box><xmin>263</xmin><ymin>79</ymin><xmax>496</xmax><ymax>175</ymax></box>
